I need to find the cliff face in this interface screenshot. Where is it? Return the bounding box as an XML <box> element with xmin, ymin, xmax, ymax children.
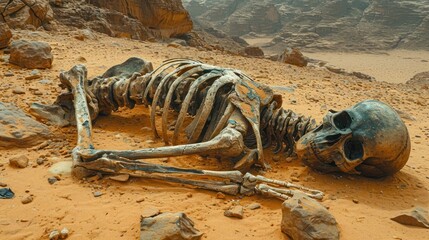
<box><xmin>88</xmin><ymin>0</ymin><xmax>193</xmax><ymax>37</ymax></box>
<box><xmin>1</xmin><ymin>0</ymin><xmax>193</xmax><ymax>40</ymax></box>
<box><xmin>183</xmin><ymin>0</ymin><xmax>429</xmax><ymax>51</ymax></box>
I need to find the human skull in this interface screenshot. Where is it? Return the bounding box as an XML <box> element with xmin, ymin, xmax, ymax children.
<box><xmin>296</xmin><ymin>100</ymin><xmax>411</xmax><ymax>178</ymax></box>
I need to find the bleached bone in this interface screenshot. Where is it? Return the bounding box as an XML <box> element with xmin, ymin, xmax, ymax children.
<box><xmin>57</xmin><ymin>61</ymin><xmax>324</xmax><ymax>200</ymax></box>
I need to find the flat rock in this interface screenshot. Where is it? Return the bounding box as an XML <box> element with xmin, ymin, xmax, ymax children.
<box><xmin>140</xmin><ymin>212</ymin><xmax>202</xmax><ymax>240</ymax></box>
<box><xmin>141</xmin><ymin>206</ymin><xmax>160</xmax><ymax>218</ymax></box>
<box><xmin>281</xmin><ymin>193</ymin><xmax>339</xmax><ymax>240</ymax></box>
<box><xmin>224</xmin><ymin>205</ymin><xmax>244</xmax><ymax>219</ymax></box>
<box><xmin>9</xmin><ymin>155</ymin><xmax>29</xmax><ymax>168</ymax></box>
<box><xmin>109</xmin><ymin>174</ymin><xmax>130</xmax><ymax>182</ymax></box>
<box><xmin>0</xmin><ymin>102</ymin><xmax>51</xmax><ymax>149</ymax></box>
<box><xmin>391</xmin><ymin>207</ymin><xmax>429</xmax><ymax>229</ymax></box>
<box><xmin>21</xmin><ymin>194</ymin><xmax>33</xmax><ymax>204</ymax></box>
<box><xmin>9</xmin><ymin>40</ymin><xmax>53</xmax><ymax>69</ymax></box>
<box><xmin>247</xmin><ymin>203</ymin><xmax>261</xmax><ymax>210</ymax></box>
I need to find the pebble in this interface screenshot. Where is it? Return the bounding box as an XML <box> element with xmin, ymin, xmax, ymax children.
<box><xmin>60</xmin><ymin>227</ymin><xmax>69</xmax><ymax>239</ymax></box>
<box><xmin>25</xmin><ymin>70</ymin><xmax>41</xmax><ymax>80</ymax></box>
<box><xmin>224</xmin><ymin>205</ymin><xmax>244</xmax><ymax>219</ymax></box>
<box><xmin>48</xmin><ymin>177</ymin><xmax>58</xmax><ymax>185</ymax></box>
<box><xmin>109</xmin><ymin>174</ymin><xmax>129</xmax><ymax>182</ymax></box>
<box><xmin>291</xmin><ymin>177</ymin><xmax>300</xmax><ymax>182</ymax></box>
<box><xmin>93</xmin><ymin>191</ymin><xmax>103</xmax><ymax>197</ymax></box>
<box><xmin>352</xmin><ymin>199</ymin><xmax>359</xmax><ymax>204</ymax></box>
<box><xmin>49</xmin><ymin>230</ymin><xmax>60</xmax><ymax>240</ymax></box>
<box><xmin>216</xmin><ymin>192</ymin><xmax>226</xmax><ymax>199</ymax></box>
<box><xmin>36</xmin><ymin>158</ymin><xmax>45</xmax><ymax>165</ymax></box>
<box><xmin>0</xmin><ymin>182</ymin><xmax>7</xmax><ymax>187</ymax></box>
<box><xmin>9</xmin><ymin>155</ymin><xmax>29</xmax><ymax>168</ymax></box>
<box><xmin>12</xmin><ymin>87</ymin><xmax>25</xmax><ymax>94</ymax></box>
<box><xmin>136</xmin><ymin>197</ymin><xmax>145</xmax><ymax>203</ymax></box>
<box><xmin>186</xmin><ymin>192</ymin><xmax>193</xmax><ymax>198</ymax></box>
<box><xmin>247</xmin><ymin>203</ymin><xmax>261</xmax><ymax>210</ymax></box>
<box><xmin>21</xmin><ymin>195</ymin><xmax>33</xmax><ymax>204</ymax></box>
<box><xmin>4</xmin><ymin>71</ymin><xmax>14</xmax><ymax>77</ymax></box>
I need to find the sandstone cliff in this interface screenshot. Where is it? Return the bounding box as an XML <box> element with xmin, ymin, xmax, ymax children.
<box><xmin>1</xmin><ymin>0</ymin><xmax>193</xmax><ymax>40</ymax></box>
<box><xmin>184</xmin><ymin>0</ymin><xmax>429</xmax><ymax>51</ymax></box>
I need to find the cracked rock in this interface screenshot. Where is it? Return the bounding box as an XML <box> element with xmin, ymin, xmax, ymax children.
<box><xmin>140</xmin><ymin>212</ymin><xmax>202</xmax><ymax>240</ymax></box>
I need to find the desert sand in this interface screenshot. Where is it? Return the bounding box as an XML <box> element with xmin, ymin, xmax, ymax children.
<box><xmin>0</xmin><ymin>29</ymin><xmax>428</xmax><ymax>240</ymax></box>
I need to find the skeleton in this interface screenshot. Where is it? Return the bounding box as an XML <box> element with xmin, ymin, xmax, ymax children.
<box><xmin>31</xmin><ymin>57</ymin><xmax>411</xmax><ymax>201</ymax></box>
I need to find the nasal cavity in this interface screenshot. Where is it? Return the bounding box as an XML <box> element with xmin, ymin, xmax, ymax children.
<box><xmin>325</xmin><ymin>133</ymin><xmax>342</xmax><ymax>146</ymax></box>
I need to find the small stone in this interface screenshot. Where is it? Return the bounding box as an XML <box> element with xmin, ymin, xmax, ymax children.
<box><xmin>109</xmin><ymin>174</ymin><xmax>129</xmax><ymax>182</ymax></box>
<box><xmin>93</xmin><ymin>191</ymin><xmax>103</xmax><ymax>197</ymax></box>
<box><xmin>12</xmin><ymin>87</ymin><xmax>25</xmax><ymax>94</ymax></box>
<box><xmin>352</xmin><ymin>199</ymin><xmax>359</xmax><ymax>204</ymax></box>
<box><xmin>36</xmin><ymin>158</ymin><xmax>45</xmax><ymax>165</ymax></box>
<box><xmin>0</xmin><ymin>182</ymin><xmax>7</xmax><ymax>187</ymax></box>
<box><xmin>186</xmin><ymin>192</ymin><xmax>193</xmax><ymax>198</ymax></box>
<box><xmin>141</xmin><ymin>206</ymin><xmax>161</xmax><ymax>218</ymax></box>
<box><xmin>48</xmin><ymin>177</ymin><xmax>58</xmax><ymax>185</ymax></box>
<box><xmin>136</xmin><ymin>197</ymin><xmax>145</xmax><ymax>203</ymax></box>
<box><xmin>21</xmin><ymin>195</ymin><xmax>33</xmax><ymax>204</ymax></box>
<box><xmin>77</xmin><ymin>56</ymin><xmax>87</xmax><ymax>62</ymax></box>
<box><xmin>60</xmin><ymin>227</ymin><xmax>69</xmax><ymax>239</ymax></box>
<box><xmin>25</xmin><ymin>70</ymin><xmax>42</xmax><ymax>80</ymax></box>
<box><xmin>247</xmin><ymin>203</ymin><xmax>261</xmax><ymax>210</ymax></box>
<box><xmin>224</xmin><ymin>205</ymin><xmax>244</xmax><ymax>219</ymax></box>
<box><xmin>9</xmin><ymin>155</ymin><xmax>29</xmax><ymax>168</ymax></box>
<box><xmin>216</xmin><ymin>192</ymin><xmax>225</xmax><ymax>199</ymax></box>
<box><xmin>291</xmin><ymin>177</ymin><xmax>300</xmax><ymax>182</ymax></box>
<box><xmin>4</xmin><ymin>71</ymin><xmax>14</xmax><ymax>77</ymax></box>
<box><xmin>272</xmin><ymin>155</ymin><xmax>281</xmax><ymax>162</ymax></box>
<box><xmin>49</xmin><ymin>230</ymin><xmax>60</xmax><ymax>240</ymax></box>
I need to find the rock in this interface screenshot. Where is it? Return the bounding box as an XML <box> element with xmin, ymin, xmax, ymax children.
<box><xmin>0</xmin><ymin>102</ymin><xmax>51</xmax><ymax>149</ymax></box>
<box><xmin>0</xmin><ymin>23</ymin><xmax>12</xmax><ymax>49</ymax></box>
<box><xmin>247</xmin><ymin>203</ymin><xmax>261</xmax><ymax>210</ymax></box>
<box><xmin>93</xmin><ymin>191</ymin><xmax>103</xmax><ymax>197</ymax></box>
<box><xmin>74</xmin><ymin>29</ymin><xmax>98</xmax><ymax>41</ymax></box>
<box><xmin>4</xmin><ymin>71</ymin><xmax>14</xmax><ymax>77</ymax></box>
<box><xmin>0</xmin><ymin>0</ymin><xmax>54</xmax><ymax>30</ymax></box>
<box><xmin>109</xmin><ymin>174</ymin><xmax>130</xmax><ymax>182</ymax></box>
<box><xmin>49</xmin><ymin>229</ymin><xmax>60</xmax><ymax>240</ymax></box>
<box><xmin>48</xmin><ymin>177</ymin><xmax>58</xmax><ymax>184</ymax></box>
<box><xmin>244</xmin><ymin>46</ymin><xmax>264</xmax><ymax>57</ymax></box>
<box><xmin>391</xmin><ymin>207</ymin><xmax>429</xmax><ymax>229</ymax></box>
<box><xmin>88</xmin><ymin>0</ymin><xmax>193</xmax><ymax>38</ymax></box>
<box><xmin>224</xmin><ymin>205</ymin><xmax>244</xmax><ymax>219</ymax></box>
<box><xmin>141</xmin><ymin>206</ymin><xmax>161</xmax><ymax>218</ymax></box>
<box><xmin>12</xmin><ymin>87</ymin><xmax>25</xmax><ymax>94</ymax></box>
<box><xmin>216</xmin><ymin>192</ymin><xmax>225</xmax><ymax>199</ymax></box>
<box><xmin>407</xmin><ymin>71</ymin><xmax>429</xmax><ymax>89</ymax></box>
<box><xmin>9</xmin><ymin>40</ymin><xmax>53</xmax><ymax>69</ymax></box>
<box><xmin>60</xmin><ymin>227</ymin><xmax>69</xmax><ymax>239</ymax></box>
<box><xmin>140</xmin><ymin>212</ymin><xmax>202</xmax><ymax>240</ymax></box>
<box><xmin>281</xmin><ymin>193</ymin><xmax>339</xmax><ymax>240</ymax></box>
<box><xmin>25</xmin><ymin>70</ymin><xmax>42</xmax><ymax>80</ymax></box>
<box><xmin>9</xmin><ymin>155</ymin><xmax>29</xmax><ymax>168</ymax></box>
<box><xmin>278</xmin><ymin>48</ymin><xmax>308</xmax><ymax>67</ymax></box>
<box><xmin>21</xmin><ymin>194</ymin><xmax>33</xmax><ymax>204</ymax></box>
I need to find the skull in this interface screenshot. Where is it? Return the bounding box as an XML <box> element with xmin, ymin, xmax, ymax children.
<box><xmin>296</xmin><ymin>100</ymin><xmax>411</xmax><ymax>178</ymax></box>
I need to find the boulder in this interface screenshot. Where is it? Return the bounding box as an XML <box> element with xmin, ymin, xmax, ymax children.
<box><xmin>0</xmin><ymin>23</ymin><xmax>12</xmax><ymax>49</ymax></box>
<box><xmin>9</xmin><ymin>40</ymin><xmax>53</xmax><ymax>69</ymax></box>
<box><xmin>244</xmin><ymin>46</ymin><xmax>264</xmax><ymax>57</ymax></box>
<box><xmin>0</xmin><ymin>0</ymin><xmax>54</xmax><ymax>30</ymax></box>
<box><xmin>0</xmin><ymin>102</ymin><xmax>51</xmax><ymax>149</ymax></box>
<box><xmin>406</xmin><ymin>71</ymin><xmax>429</xmax><ymax>89</ymax></box>
<box><xmin>278</xmin><ymin>48</ymin><xmax>308</xmax><ymax>67</ymax></box>
<box><xmin>281</xmin><ymin>193</ymin><xmax>340</xmax><ymax>240</ymax></box>
<box><xmin>140</xmin><ymin>212</ymin><xmax>203</xmax><ymax>240</ymax></box>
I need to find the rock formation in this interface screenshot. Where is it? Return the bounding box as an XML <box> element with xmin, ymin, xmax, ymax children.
<box><xmin>1</xmin><ymin>0</ymin><xmax>193</xmax><ymax>40</ymax></box>
<box><xmin>0</xmin><ymin>22</ymin><xmax>12</xmax><ymax>48</ymax></box>
<box><xmin>183</xmin><ymin>0</ymin><xmax>429</xmax><ymax>51</ymax></box>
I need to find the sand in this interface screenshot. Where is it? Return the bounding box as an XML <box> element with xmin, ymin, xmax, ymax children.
<box><xmin>0</xmin><ymin>29</ymin><xmax>428</xmax><ymax>240</ymax></box>
<box><xmin>304</xmin><ymin>50</ymin><xmax>429</xmax><ymax>84</ymax></box>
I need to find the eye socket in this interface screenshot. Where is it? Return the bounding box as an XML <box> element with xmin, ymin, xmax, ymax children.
<box><xmin>333</xmin><ymin>111</ymin><xmax>352</xmax><ymax>130</ymax></box>
<box><xmin>344</xmin><ymin>139</ymin><xmax>364</xmax><ymax>160</ymax></box>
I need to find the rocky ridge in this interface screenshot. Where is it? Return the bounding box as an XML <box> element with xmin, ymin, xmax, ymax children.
<box><xmin>183</xmin><ymin>0</ymin><xmax>429</xmax><ymax>51</ymax></box>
